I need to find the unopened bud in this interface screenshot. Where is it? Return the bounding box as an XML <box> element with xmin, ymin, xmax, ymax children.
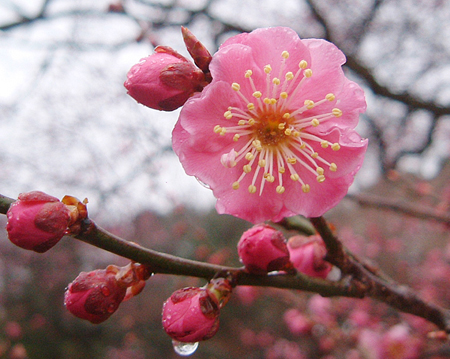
<box><xmin>237</xmin><ymin>224</ymin><xmax>293</xmax><ymax>275</ymax></box>
<box><xmin>124</xmin><ymin>46</ymin><xmax>207</xmax><ymax>111</ymax></box>
<box><xmin>181</xmin><ymin>26</ymin><xmax>212</xmax><ymax>75</ymax></box>
<box><xmin>287</xmin><ymin>235</ymin><xmax>338</xmax><ymax>280</ymax></box>
<box><xmin>162</xmin><ymin>287</ymin><xmax>220</xmax><ymax>343</ymax></box>
<box><xmin>64</xmin><ymin>266</ymin><xmax>127</xmax><ymax>324</ymax></box>
<box><xmin>6</xmin><ymin>191</ymin><xmax>72</xmax><ymax>253</ymax></box>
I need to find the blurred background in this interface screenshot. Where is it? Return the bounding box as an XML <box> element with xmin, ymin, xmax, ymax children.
<box><xmin>0</xmin><ymin>0</ymin><xmax>449</xmax><ymax>358</ymax></box>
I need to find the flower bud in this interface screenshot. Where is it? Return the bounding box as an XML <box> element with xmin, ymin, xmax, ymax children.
<box><xmin>181</xmin><ymin>26</ymin><xmax>212</xmax><ymax>75</ymax></box>
<box><xmin>6</xmin><ymin>191</ymin><xmax>71</xmax><ymax>253</ymax></box>
<box><xmin>237</xmin><ymin>224</ymin><xmax>292</xmax><ymax>275</ymax></box>
<box><xmin>64</xmin><ymin>266</ymin><xmax>127</xmax><ymax>324</ymax></box>
<box><xmin>287</xmin><ymin>235</ymin><xmax>335</xmax><ymax>279</ymax></box>
<box><xmin>162</xmin><ymin>287</ymin><xmax>220</xmax><ymax>343</ymax></box>
<box><xmin>124</xmin><ymin>46</ymin><xmax>207</xmax><ymax>111</ymax></box>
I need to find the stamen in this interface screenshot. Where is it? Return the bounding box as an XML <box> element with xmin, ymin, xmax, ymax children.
<box><xmin>231</xmin><ymin>83</ymin><xmax>240</xmax><ymax>91</ymax></box>
<box><xmin>248</xmin><ymin>185</ymin><xmax>257</xmax><ymax>193</ymax></box>
<box><xmin>331</xmin><ymin>143</ymin><xmax>341</xmax><ymax>151</ymax></box>
<box><xmin>332</xmin><ymin>108</ymin><xmax>342</xmax><ymax>117</ymax></box>
<box><xmin>282</xmin><ymin>51</ymin><xmax>289</xmax><ymax>59</ymax></box>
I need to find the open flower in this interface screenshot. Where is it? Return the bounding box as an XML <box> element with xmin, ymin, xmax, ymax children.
<box><xmin>172</xmin><ymin>27</ymin><xmax>367</xmax><ymax>223</ymax></box>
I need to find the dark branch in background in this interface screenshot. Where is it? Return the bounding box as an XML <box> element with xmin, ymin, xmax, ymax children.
<box><xmin>0</xmin><ymin>0</ymin><xmax>52</xmax><ymax>30</ymax></box>
<box><xmin>346</xmin><ymin>193</ymin><xmax>450</xmax><ymax>225</ymax></box>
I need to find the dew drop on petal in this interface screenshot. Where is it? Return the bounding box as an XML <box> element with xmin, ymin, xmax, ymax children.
<box><xmin>101</xmin><ymin>286</ymin><xmax>110</xmax><ymax>296</ymax></box>
<box><xmin>172</xmin><ymin>340</ymin><xmax>199</xmax><ymax>356</ymax></box>
<box><xmin>195</xmin><ymin>177</ymin><xmax>211</xmax><ymax>189</ymax></box>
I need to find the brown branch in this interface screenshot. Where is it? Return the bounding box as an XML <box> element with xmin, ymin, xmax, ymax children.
<box><xmin>0</xmin><ymin>193</ymin><xmax>360</xmax><ymax>298</ymax></box>
<box><xmin>310</xmin><ymin>216</ymin><xmax>450</xmax><ymax>333</ymax></box>
<box><xmin>346</xmin><ymin>193</ymin><xmax>450</xmax><ymax>225</ymax></box>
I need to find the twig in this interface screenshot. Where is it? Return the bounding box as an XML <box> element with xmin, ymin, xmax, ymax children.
<box><xmin>310</xmin><ymin>216</ymin><xmax>450</xmax><ymax>333</ymax></box>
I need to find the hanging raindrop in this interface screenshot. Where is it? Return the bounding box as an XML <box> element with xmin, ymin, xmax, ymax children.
<box><xmin>172</xmin><ymin>340</ymin><xmax>199</xmax><ymax>356</ymax></box>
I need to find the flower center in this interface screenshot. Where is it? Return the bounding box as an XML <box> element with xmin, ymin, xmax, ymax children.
<box><xmin>214</xmin><ymin>50</ymin><xmax>342</xmax><ymax>196</ymax></box>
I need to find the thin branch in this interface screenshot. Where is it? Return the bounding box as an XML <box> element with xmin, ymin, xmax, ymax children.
<box><xmin>346</xmin><ymin>192</ymin><xmax>450</xmax><ymax>225</ymax></box>
<box><xmin>310</xmin><ymin>216</ymin><xmax>450</xmax><ymax>333</ymax></box>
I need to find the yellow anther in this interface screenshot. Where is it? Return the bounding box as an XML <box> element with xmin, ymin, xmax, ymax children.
<box><xmin>290</xmin><ymin>174</ymin><xmax>300</xmax><ymax>181</ymax></box>
<box><xmin>293</xmin><ymin>131</ymin><xmax>300</xmax><ymax>137</ymax></box>
<box><xmin>248</xmin><ymin>118</ymin><xmax>256</xmax><ymax>125</ymax></box>
<box><xmin>287</xmin><ymin>158</ymin><xmax>297</xmax><ymax>164</ymax></box>
<box><xmin>331</xmin><ymin>143</ymin><xmax>341</xmax><ymax>151</ymax></box>
<box><xmin>252</xmin><ymin>140</ymin><xmax>261</xmax><ymax>147</ymax></box>
<box><xmin>233</xmin><ymin>134</ymin><xmax>240</xmax><ymax>142</ymax></box>
<box><xmin>224</xmin><ymin>110</ymin><xmax>233</xmax><ymax>119</ymax></box>
<box><xmin>245</xmin><ymin>70</ymin><xmax>253</xmax><ymax>78</ymax></box>
<box><xmin>299</xmin><ymin>143</ymin><xmax>306</xmax><ymax>149</ymax></box>
<box><xmin>270</xmin><ymin>98</ymin><xmax>277</xmax><ymax>105</ymax></box>
<box><xmin>272</xmin><ymin>78</ymin><xmax>281</xmax><ymax>85</ymax></box>
<box><xmin>213</xmin><ymin>125</ymin><xmax>222</xmax><ymax>133</ymax></box>
<box><xmin>252</xmin><ymin>91</ymin><xmax>262</xmax><ymax>98</ymax></box>
<box><xmin>282</xmin><ymin>50</ymin><xmax>289</xmax><ymax>59</ymax></box>
<box><xmin>238</xmin><ymin>120</ymin><xmax>246</xmax><ymax>126</ymax></box>
<box><xmin>332</xmin><ymin>108</ymin><xmax>342</xmax><ymax>117</ymax></box>
<box><xmin>280</xmin><ymin>92</ymin><xmax>288</xmax><ymax>99</ymax></box>
<box><xmin>317</xmin><ymin>175</ymin><xmax>326</xmax><ymax>183</ymax></box>
<box><xmin>245</xmin><ymin>152</ymin><xmax>254</xmax><ymax>161</ymax></box>
<box><xmin>264</xmin><ymin>173</ymin><xmax>275</xmax><ymax>182</ymax></box>
<box><xmin>264</xmin><ymin>65</ymin><xmax>272</xmax><ymax>74</ymax></box>
<box><xmin>278</xmin><ymin>122</ymin><xmax>286</xmax><ymax>130</ymax></box>
<box><xmin>302</xmin><ymin>184</ymin><xmax>310</xmax><ymax>193</ymax></box>
<box><xmin>304</xmin><ymin>69</ymin><xmax>313</xmax><ymax>78</ymax></box>
<box><xmin>258</xmin><ymin>159</ymin><xmax>266</xmax><ymax>167</ymax></box>
<box><xmin>330</xmin><ymin>163</ymin><xmax>337</xmax><ymax>172</ymax></box>
<box><xmin>299</xmin><ymin>60</ymin><xmax>308</xmax><ymax>69</ymax></box>
<box><xmin>263</xmin><ymin>98</ymin><xmax>271</xmax><ymax>104</ymax></box>
<box><xmin>276</xmin><ymin>185</ymin><xmax>286</xmax><ymax>194</ymax></box>
<box><xmin>311</xmin><ymin>118</ymin><xmax>320</xmax><ymax>127</ymax></box>
<box><xmin>232</xmin><ymin>181</ymin><xmax>240</xmax><ymax>190</ymax></box>
<box><xmin>282</xmin><ymin>113</ymin><xmax>291</xmax><ymax>119</ymax></box>
<box><xmin>248</xmin><ymin>185</ymin><xmax>257</xmax><ymax>194</ymax></box>
<box><xmin>231</xmin><ymin>83</ymin><xmax>240</xmax><ymax>91</ymax></box>
<box><xmin>304</xmin><ymin>100</ymin><xmax>315</xmax><ymax>109</ymax></box>
<box><xmin>247</xmin><ymin>103</ymin><xmax>255</xmax><ymax>110</ymax></box>
<box><xmin>243</xmin><ymin>164</ymin><xmax>252</xmax><ymax>173</ymax></box>
<box><xmin>285</xmin><ymin>128</ymin><xmax>292</xmax><ymax>136</ymax></box>
<box><xmin>311</xmin><ymin>152</ymin><xmax>319</xmax><ymax>158</ymax></box>
<box><xmin>321</xmin><ymin>141</ymin><xmax>329</xmax><ymax>148</ymax></box>
<box><xmin>326</xmin><ymin>93</ymin><xmax>335</xmax><ymax>101</ymax></box>
<box><xmin>278</xmin><ymin>167</ymin><xmax>285</xmax><ymax>174</ymax></box>
<box><xmin>316</xmin><ymin>167</ymin><xmax>324</xmax><ymax>175</ymax></box>
<box><xmin>285</xmin><ymin>72</ymin><xmax>294</xmax><ymax>80</ymax></box>
<box><xmin>220</xmin><ymin>128</ymin><xmax>227</xmax><ymax>136</ymax></box>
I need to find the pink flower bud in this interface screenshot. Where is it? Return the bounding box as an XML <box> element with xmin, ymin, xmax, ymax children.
<box><xmin>124</xmin><ymin>46</ymin><xmax>207</xmax><ymax>111</ymax></box>
<box><xmin>6</xmin><ymin>191</ymin><xmax>71</xmax><ymax>253</ymax></box>
<box><xmin>237</xmin><ymin>224</ymin><xmax>292</xmax><ymax>275</ymax></box>
<box><xmin>287</xmin><ymin>235</ymin><xmax>333</xmax><ymax>279</ymax></box>
<box><xmin>162</xmin><ymin>287</ymin><xmax>220</xmax><ymax>343</ymax></box>
<box><xmin>64</xmin><ymin>267</ymin><xmax>127</xmax><ymax>324</ymax></box>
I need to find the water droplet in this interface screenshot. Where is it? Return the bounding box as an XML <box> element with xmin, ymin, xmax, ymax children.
<box><xmin>195</xmin><ymin>177</ymin><xmax>211</xmax><ymax>189</ymax></box>
<box><xmin>172</xmin><ymin>340</ymin><xmax>199</xmax><ymax>356</ymax></box>
<box><xmin>101</xmin><ymin>286</ymin><xmax>110</xmax><ymax>296</ymax></box>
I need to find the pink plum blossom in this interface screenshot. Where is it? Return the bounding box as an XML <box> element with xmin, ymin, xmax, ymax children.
<box><xmin>6</xmin><ymin>191</ymin><xmax>71</xmax><ymax>253</ymax></box>
<box><xmin>172</xmin><ymin>27</ymin><xmax>367</xmax><ymax>223</ymax></box>
<box><xmin>124</xmin><ymin>46</ymin><xmax>207</xmax><ymax>111</ymax></box>
<box><xmin>237</xmin><ymin>223</ymin><xmax>292</xmax><ymax>274</ymax></box>
<box><xmin>162</xmin><ymin>287</ymin><xmax>220</xmax><ymax>342</ymax></box>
